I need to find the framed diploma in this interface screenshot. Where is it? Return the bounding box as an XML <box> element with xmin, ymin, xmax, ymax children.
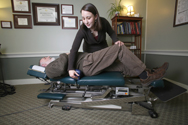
<box><xmin>13</xmin><ymin>14</ymin><xmax>32</xmax><ymax>29</ymax></box>
<box><xmin>173</xmin><ymin>0</ymin><xmax>188</xmax><ymax>27</ymax></box>
<box><xmin>79</xmin><ymin>19</ymin><xmax>83</xmax><ymax>26</ymax></box>
<box><xmin>11</xmin><ymin>0</ymin><xmax>31</xmax><ymax>13</ymax></box>
<box><xmin>62</xmin><ymin>16</ymin><xmax>78</xmax><ymax>29</ymax></box>
<box><xmin>32</xmin><ymin>3</ymin><xmax>60</xmax><ymax>25</ymax></box>
<box><xmin>61</xmin><ymin>4</ymin><xmax>74</xmax><ymax>15</ymax></box>
<box><xmin>1</xmin><ymin>21</ymin><xmax>12</xmax><ymax>29</ymax></box>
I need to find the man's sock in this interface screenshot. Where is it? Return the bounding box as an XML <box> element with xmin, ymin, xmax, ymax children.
<box><xmin>139</xmin><ymin>71</ymin><xmax>148</xmax><ymax>79</ymax></box>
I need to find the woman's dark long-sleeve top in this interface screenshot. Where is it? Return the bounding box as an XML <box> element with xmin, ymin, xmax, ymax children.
<box><xmin>68</xmin><ymin>17</ymin><xmax>119</xmax><ymax>70</ymax></box>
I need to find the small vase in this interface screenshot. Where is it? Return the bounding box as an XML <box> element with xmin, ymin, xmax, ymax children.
<box><xmin>115</xmin><ymin>11</ymin><xmax>120</xmax><ymax>16</ymax></box>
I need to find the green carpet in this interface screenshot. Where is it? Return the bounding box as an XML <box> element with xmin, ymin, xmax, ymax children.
<box><xmin>0</xmin><ymin>84</ymin><xmax>187</xmax><ymax>125</ymax></box>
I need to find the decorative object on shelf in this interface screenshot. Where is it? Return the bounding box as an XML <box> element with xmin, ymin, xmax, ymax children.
<box><xmin>11</xmin><ymin>0</ymin><xmax>31</xmax><ymax>13</ymax></box>
<box><xmin>1</xmin><ymin>21</ymin><xmax>12</xmax><ymax>29</ymax></box>
<box><xmin>134</xmin><ymin>13</ymin><xmax>139</xmax><ymax>17</ymax></box>
<box><xmin>61</xmin><ymin>4</ymin><xmax>74</xmax><ymax>15</ymax></box>
<box><xmin>107</xmin><ymin>0</ymin><xmax>124</xmax><ymax>18</ymax></box>
<box><xmin>173</xmin><ymin>0</ymin><xmax>188</xmax><ymax>27</ymax></box>
<box><xmin>32</xmin><ymin>3</ymin><xmax>60</xmax><ymax>26</ymax></box>
<box><xmin>13</xmin><ymin>14</ymin><xmax>32</xmax><ymax>29</ymax></box>
<box><xmin>127</xmin><ymin>5</ymin><xmax>134</xmax><ymax>16</ymax></box>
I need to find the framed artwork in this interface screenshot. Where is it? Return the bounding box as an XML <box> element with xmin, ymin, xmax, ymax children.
<box><xmin>61</xmin><ymin>4</ymin><xmax>74</xmax><ymax>15</ymax></box>
<box><xmin>11</xmin><ymin>0</ymin><xmax>31</xmax><ymax>13</ymax></box>
<box><xmin>173</xmin><ymin>0</ymin><xmax>188</xmax><ymax>27</ymax></box>
<box><xmin>1</xmin><ymin>21</ymin><xmax>12</xmax><ymax>29</ymax></box>
<box><xmin>32</xmin><ymin>3</ymin><xmax>60</xmax><ymax>25</ymax></box>
<box><xmin>62</xmin><ymin>16</ymin><xmax>78</xmax><ymax>29</ymax></box>
<box><xmin>79</xmin><ymin>19</ymin><xmax>83</xmax><ymax>26</ymax></box>
<box><xmin>13</xmin><ymin>14</ymin><xmax>32</xmax><ymax>29</ymax></box>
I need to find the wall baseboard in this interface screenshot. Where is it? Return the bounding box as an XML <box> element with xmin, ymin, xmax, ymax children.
<box><xmin>1</xmin><ymin>50</ymin><xmax>188</xmax><ymax>58</ymax></box>
<box><xmin>4</xmin><ymin>78</ymin><xmax>44</xmax><ymax>85</ymax></box>
<box><xmin>143</xmin><ymin>50</ymin><xmax>188</xmax><ymax>56</ymax></box>
<box><xmin>4</xmin><ymin>78</ymin><xmax>188</xmax><ymax>93</ymax></box>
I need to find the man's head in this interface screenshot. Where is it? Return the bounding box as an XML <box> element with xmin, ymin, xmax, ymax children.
<box><xmin>40</xmin><ymin>56</ymin><xmax>55</xmax><ymax>67</ymax></box>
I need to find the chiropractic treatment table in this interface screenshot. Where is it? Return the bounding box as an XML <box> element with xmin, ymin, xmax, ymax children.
<box><xmin>27</xmin><ymin>65</ymin><xmax>187</xmax><ymax>118</ymax></box>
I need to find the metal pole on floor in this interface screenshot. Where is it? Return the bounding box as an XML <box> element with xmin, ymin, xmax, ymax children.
<box><xmin>0</xmin><ymin>44</ymin><xmax>15</xmax><ymax>97</ymax></box>
<box><xmin>0</xmin><ymin>52</ymin><xmax>5</xmax><ymax>84</ymax></box>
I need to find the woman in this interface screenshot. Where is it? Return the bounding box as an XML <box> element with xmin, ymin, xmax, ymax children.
<box><xmin>68</xmin><ymin>3</ymin><xmax>124</xmax><ymax>79</ymax></box>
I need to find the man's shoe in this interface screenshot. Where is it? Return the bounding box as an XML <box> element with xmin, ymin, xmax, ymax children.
<box><xmin>145</xmin><ymin>62</ymin><xmax>169</xmax><ymax>73</ymax></box>
<box><xmin>140</xmin><ymin>63</ymin><xmax>169</xmax><ymax>86</ymax></box>
<box><xmin>153</xmin><ymin>62</ymin><xmax>169</xmax><ymax>72</ymax></box>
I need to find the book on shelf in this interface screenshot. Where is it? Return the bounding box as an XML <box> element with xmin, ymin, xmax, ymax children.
<box><xmin>137</xmin><ymin>22</ymin><xmax>141</xmax><ymax>34</ymax></box>
<box><xmin>124</xmin><ymin>42</ymin><xmax>132</xmax><ymax>46</ymax></box>
<box><xmin>117</xmin><ymin>22</ymin><xmax>125</xmax><ymax>34</ymax></box>
<box><xmin>128</xmin><ymin>22</ymin><xmax>131</xmax><ymax>34</ymax></box>
<box><xmin>134</xmin><ymin>22</ymin><xmax>137</xmax><ymax>34</ymax></box>
<box><xmin>135</xmin><ymin>22</ymin><xmax>139</xmax><ymax>34</ymax></box>
<box><xmin>117</xmin><ymin>21</ymin><xmax>141</xmax><ymax>35</ymax></box>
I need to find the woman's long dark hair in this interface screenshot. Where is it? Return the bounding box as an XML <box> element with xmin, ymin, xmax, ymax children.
<box><xmin>80</xmin><ymin>3</ymin><xmax>102</xmax><ymax>31</ymax></box>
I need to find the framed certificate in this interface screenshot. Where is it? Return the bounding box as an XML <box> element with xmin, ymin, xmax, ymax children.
<box><xmin>173</xmin><ymin>0</ymin><xmax>188</xmax><ymax>27</ymax></box>
<box><xmin>61</xmin><ymin>4</ymin><xmax>74</xmax><ymax>15</ymax></box>
<box><xmin>62</xmin><ymin>16</ymin><xmax>78</xmax><ymax>29</ymax></box>
<box><xmin>79</xmin><ymin>19</ymin><xmax>83</xmax><ymax>26</ymax></box>
<box><xmin>1</xmin><ymin>21</ymin><xmax>12</xmax><ymax>29</ymax></box>
<box><xmin>11</xmin><ymin>0</ymin><xmax>31</xmax><ymax>13</ymax></box>
<box><xmin>32</xmin><ymin>3</ymin><xmax>60</xmax><ymax>25</ymax></box>
<box><xmin>13</xmin><ymin>14</ymin><xmax>32</xmax><ymax>29</ymax></box>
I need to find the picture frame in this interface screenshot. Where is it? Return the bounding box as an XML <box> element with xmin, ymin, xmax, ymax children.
<box><xmin>13</xmin><ymin>14</ymin><xmax>32</xmax><ymax>29</ymax></box>
<box><xmin>173</xmin><ymin>0</ymin><xmax>188</xmax><ymax>27</ymax></box>
<box><xmin>1</xmin><ymin>21</ymin><xmax>12</xmax><ymax>29</ymax></box>
<box><xmin>62</xmin><ymin>16</ymin><xmax>78</xmax><ymax>29</ymax></box>
<box><xmin>61</xmin><ymin>4</ymin><xmax>74</xmax><ymax>15</ymax></box>
<box><xmin>32</xmin><ymin>3</ymin><xmax>60</xmax><ymax>25</ymax></box>
<box><xmin>79</xmin><ymin>19</ymin><xmax>83</xmax><ymax>26</ymax></box>
<box><xmin>11</xmin><ymin>0</ymin><xmax>31</xmax><ymax>13</ymax></box>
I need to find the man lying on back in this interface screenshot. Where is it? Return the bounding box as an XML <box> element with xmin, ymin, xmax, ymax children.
<box><xmin>40</xmin><ymin>45</ymin><xmax>169</xmax><ymax>86</ymax></box>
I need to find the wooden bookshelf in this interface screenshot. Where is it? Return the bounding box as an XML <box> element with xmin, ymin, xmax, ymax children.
<box><xmin>111</xmin><ymin>16</ymin><xmax>143</xmax><ymax>59</ymax></box>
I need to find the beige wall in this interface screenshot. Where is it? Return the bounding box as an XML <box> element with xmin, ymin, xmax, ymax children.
<box><xmin>145</xmin><ymin>0</ymin><xmax>188</xmax><ymax>85</ymax></box>
<box><xmin>0</xmin><ymin>0</ymin><xmax>115</xmax><ymax>55</ymax></box>
<box><xmin>0</xmin><ymin>0</ymin><xmax>147</xmax><ymax>56</ymax></box>
<box><xmin>146</xmin><ymin>0</ymin><xmax>188</xmax><ymax>51</ymax></box>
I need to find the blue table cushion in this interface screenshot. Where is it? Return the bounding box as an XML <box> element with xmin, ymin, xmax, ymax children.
<box><xmin>51</xmin><ymin>72</ymin><xmax>125</xmax><ymax>86</ymax></box>
<box><xmin>78</xmin><ymin>72</ymin><xmax>125</xmax><ymax>86</ymax></box>
<box><xmin>27</xmin><ymin>65</ymin><xmax>125</xmax><ymax>86</ymax></box>
<box><xmin>50</xmin><ymin>76</ymin><xmax>76</xmax><ymax>84</ymax></box>
<box><xmin>150</xmin><ymin>79</ymin><xmax>164</xmax><ymax>88</ymax></box>
<box><xmin>27</xmin><ymin>65</ymin><xmax>47</xmax><ymax>79</ymax></box>
<box><xmin>37</xmin><ymin>93</ymin><xmax>66</xmax><ymax>100</ymax></box>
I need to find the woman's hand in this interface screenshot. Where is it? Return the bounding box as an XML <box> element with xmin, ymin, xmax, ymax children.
<box><xmin>69</xmin><ymin>70</ymin><xmax>79</xmax><ymax>79</ymax></box>
<box><xmin>115</xmin><ymin>41</ymin><xmax>124</xmax><ymax>46</ymax></box>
